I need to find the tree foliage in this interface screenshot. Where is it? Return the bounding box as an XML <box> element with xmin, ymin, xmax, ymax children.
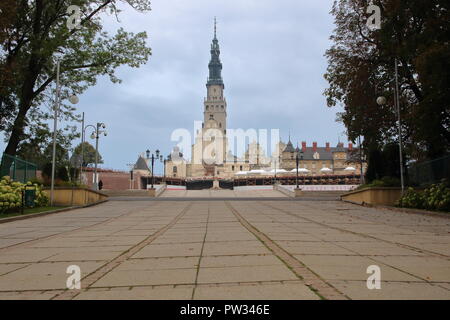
<box><xmin>71</xmin><ymin>141</ymin><xmax>103</xmax><ymax>167</ymax></box>
<box><xmin>0</xmin><ymin>0</ymin><xmax>152</xmax><ymax>157</ymax></box>
<box><xmin>325</xmin><ymin>0</ymin><xmax>449</xmax><ymax>161</ymax></box>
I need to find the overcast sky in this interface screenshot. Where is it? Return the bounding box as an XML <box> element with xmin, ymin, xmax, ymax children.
<box><xmin>2</xmin><ymin>0</ymin><xmax>348</xmax><ymax>174</ymax></box>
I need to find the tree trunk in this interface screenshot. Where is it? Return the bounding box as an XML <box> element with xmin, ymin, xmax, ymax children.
<box><xmin>3</xmin><ymin>96</ymin><xmax>33</xmax><ymax>156</ymax></box>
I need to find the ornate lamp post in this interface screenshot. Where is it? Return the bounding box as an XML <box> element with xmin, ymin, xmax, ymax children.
<box><xmin>295</xmin><ymin>149</ymin><xmax>304</xmax><ymax>189</ymax></box>
<box><xmin>88</xmin><ymin>123</ymin><xmax>107</xmax><ymax>190</ymax></box>
<box><xmin>49</xmin><ymin>59</ymin><xmax>79</xmax><ymax>205</ymax></box>
<box><xmin>146</xmin><ymin>149</ymin><xmax>163</xmax><ymax>189</ymax></box>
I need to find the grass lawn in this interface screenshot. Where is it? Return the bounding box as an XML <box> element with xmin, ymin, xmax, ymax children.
<box><xmin>0</xmin><ymin>206</ymin><xmax>68</xmax><ymax>219</ymax></box>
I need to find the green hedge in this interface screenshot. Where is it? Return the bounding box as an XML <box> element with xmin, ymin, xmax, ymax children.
<box><xmin>397</xmin><ymin>181</ymin><xmax>450</xmax><ymax>212</ymax></box>
<box><xmin>0</xmin><ymin>176</ymin><xmax>49</xmax><ymax>214</ymax></box>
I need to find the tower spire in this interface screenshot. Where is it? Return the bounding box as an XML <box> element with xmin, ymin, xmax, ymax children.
<box><xmin>214</xmin><ymin>17</ymin><xmax>217</xmax><ymax>39</ymax></box>
<box><xmin>207</xmin><ymin>17</ymin><xmax>223</xmax><ymax>86</ymax></box>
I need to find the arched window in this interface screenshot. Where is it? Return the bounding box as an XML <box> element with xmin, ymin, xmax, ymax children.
<box><xmin>173</xmin><ymin>166</ymin><xmax>178</xmax><ymax>173</ymax></box>
<box><xmin>206</xmin><ymin>106</ymin><xmax>209</xmax><ymax>111</ymax></box>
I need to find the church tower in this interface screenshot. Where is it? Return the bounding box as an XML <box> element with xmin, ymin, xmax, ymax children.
<box><xmin>192</xmin><ymin>18</ymin><xmax>228</xmax><ymax>172</ymax></box>
<box><xmin>203</xmin><ymin>18</ymin><xmax>227</xmax><ymax>135</ymax></box>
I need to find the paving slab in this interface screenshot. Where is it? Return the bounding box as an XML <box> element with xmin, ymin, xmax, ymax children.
<box><xmin>0</xmin><ymin>196</ymin><xmax>448</xmax><ymax>299</ymax></box>
<box><xmin>329</xmin><ymin>280</ymin><xmax>450</xmax><ymax>300</ymax></box>
<box><xmin>74</xmin><ymin>286</ymin><xmax>193</xmax><ymax>300</ymax></box>
<box><xmin>194</xmin><ymin>282</ymin><xmax>320</xmax><ymax>300</ymax></box>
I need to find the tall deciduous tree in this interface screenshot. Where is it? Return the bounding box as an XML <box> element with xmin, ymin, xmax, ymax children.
<box><xmin>0</xmin><ymin>0</ymin><xmax>152</xmax><ymax>157</ymax></box>
<box><xmin>325</xmin><ymin>0</ymin><xmax>449</xmax><ymax>163</ymax></box>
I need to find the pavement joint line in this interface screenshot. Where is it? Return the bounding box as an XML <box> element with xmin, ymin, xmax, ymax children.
<box><xmin>0</xmin><ymin>263</ymin><xmax>31</xmax><ymax>277</ymax></box>
<box><xmin>224</xmin><ymin>201</ymin><xmax>348</xmax><ymax>300</ymax></box>
<box><xmin>0</xmin><ymin>202</ymin><xmax>162</xmax><ymax>253</ymax></box>
<box><xmin>64</xmin><ymin>279</ymin><xmax>307</xmax><ymax>291</ymax></box>
<box><xmin>265</xmin><ymin>202</ymin><xmax>450</xmax><ymax>260</ymax></box>
<box><xmin>189</xmin><ymin>203</ymin><xmax>210</xmax><ymax>300</ymax></box>
<box><xmin>259</xmin><ymin>202</ymin><xmax>450</xmax><ymax>289</ymax></box>
<box><xmin>51</xmin><ymin>202</ymin><xmax>194</xmax><ymax>300</ymax></box>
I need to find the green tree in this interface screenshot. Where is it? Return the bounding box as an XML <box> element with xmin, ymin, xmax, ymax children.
<box><xmin>71</xmin><ymin>142</ymin><xmax>103</xmax><ymax>167</ymax></box>
<box><xmin>15</xmin><ymin>124</ymin><xmax>77</xmax><ymax>169</ymax></box>
<box><xmin>1</xmin><ymin>0</ymin><xmax>152</xmax><ymax>157</ymax></box>
<box><xmin>325</xmin><ymin>0</ymin><xmax>449</xmax><ymax>163</ymax></box>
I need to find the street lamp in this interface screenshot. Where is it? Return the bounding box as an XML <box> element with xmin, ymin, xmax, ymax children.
<box><xmin>146</xmin><ymin>149</ymin><xmax>162</xmax><ymax>189</ymax></box>
<box><xmin>295</xmin><ymin>149</ymin><xmax>304</xmax><ymax>189</ymax></box>
<box><xmin>50</xmin><ymin>59</ymin><xmax>79</xmax><ymax>205</ymax></box>
<box><xmin>377</xmin><ymin>59</ymin><xmax>405</xmax><ymax>193</ymax></box>
<box><xmin>88</xmin><ymin>123</ymin><xmax>107</xmax><ymax>190</ymax></box>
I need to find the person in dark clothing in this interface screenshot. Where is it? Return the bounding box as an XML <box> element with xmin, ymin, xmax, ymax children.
<box><xmin>98</xmin><ymin>180</ymin><xmax>103</xmax><ymax>190</ymax></box>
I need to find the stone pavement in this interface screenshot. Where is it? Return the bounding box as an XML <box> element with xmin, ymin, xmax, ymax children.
<box><xmin>160</xmin><ymin>189</ymin><xmax>286</xmax><ymax>198</ymax></box>
<box><xmin>0</xmin><ymin>193</ymin><xmax>449</xmax><ymax>300</ymax></box>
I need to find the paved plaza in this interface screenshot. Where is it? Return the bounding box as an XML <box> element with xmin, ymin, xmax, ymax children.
<box><xmin>0</xmin><ymin>189</ymin><xmax>449</xmax><ymax>300</ymax></box>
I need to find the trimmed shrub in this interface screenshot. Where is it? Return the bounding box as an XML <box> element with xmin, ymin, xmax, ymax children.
<box><xmin>0</xmin><ymin>176</ymin><xmax>49</xmax><ymax>214</ymax></box>
<box><xmin>397</xmin><ymin>181</ymin><xmax>450</xmax><ymax>212</ymax></box>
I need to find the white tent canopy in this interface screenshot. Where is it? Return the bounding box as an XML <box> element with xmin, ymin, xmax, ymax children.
<box><xmin>320</xmin><ymin>167</ymin><xmax>333</xmax><ymax>173</ymax></box>
<box><xmin>291</xmin><ymin>168</ymin><xmax>310</xmax><ymax>173</ymax></box>
<box><xmin>270</xmin><ymin>169</ymin><xmax>288</xmax><ymax>174</ymax></box>
<box><xmin>235</xmin><ymin>171</ymin><xmax>248</xmax><ymax>176</ymax></box>
<box><xmin>344</xmin><ymin>166</ymin><xmax>357</xmax><ymax>171</ymax></box>
<box><xmin>248</xmin><ymin>169</ymin><xmax>267</xmax><ymax>174</ymax></box>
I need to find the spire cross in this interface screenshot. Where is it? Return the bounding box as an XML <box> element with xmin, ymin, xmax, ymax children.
<box><xmin>214</xmin><ymin>17</ymin><xmax>217</xmax><ymax>39</ymax></box>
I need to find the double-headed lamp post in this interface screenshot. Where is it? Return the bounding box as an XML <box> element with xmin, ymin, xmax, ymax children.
<box><xmin>146</xmin><ymin>149</ymin><xmax>163</xmax><ymax>189</ymax></box>
<box><xmin>376</xmin><ymin>58</ymin><xmax>405</xmax><ymax>193</ymax></box>
<box><xmin>89</xmin><ymin>123</ymin><xmax>107</xmax><ymax>190</ymax></box>
<box><xmin>295</xmin><ymin>149</ymin><xmax>304</xmax><ymax>189</ymax></box>
<box><xmin>49</xmin><ymin>59</ymin><xmax>79</xmax><ymax>205</ymax></box>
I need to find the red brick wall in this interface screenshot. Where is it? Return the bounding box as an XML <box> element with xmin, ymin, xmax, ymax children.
<box><xmin>83</xmin><ymin>170</ymin><xmax>145</xmax><ymax>190</ymax></box>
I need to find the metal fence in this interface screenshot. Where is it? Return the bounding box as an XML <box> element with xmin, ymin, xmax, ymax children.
<box><xmin>0</xmin><ymin>154</ymin><xmax>37</xmax><ymax>183</ymax></box>
<box><xmin>407</xmin><ymin>155</ymin><xmax>450</xmax><ymax>186</ymax></box>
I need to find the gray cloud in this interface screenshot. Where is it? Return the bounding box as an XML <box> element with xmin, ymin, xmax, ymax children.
<box><xmin>1</xmin><ymin>0</ymin><xmax>348</xmax><ymax>174</ymax></box>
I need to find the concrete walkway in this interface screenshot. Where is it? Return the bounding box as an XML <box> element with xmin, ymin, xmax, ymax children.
<box><xmin>160</xmin><ymin>189</ymin><xmax>287</xmax><ymax>198</ymax></box>
<box><xmin>0</xmin><ymin>196</ymin><xmax>449</xmax><ymax>300</ymax></box>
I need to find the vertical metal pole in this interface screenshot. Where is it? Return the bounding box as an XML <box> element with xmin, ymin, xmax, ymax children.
<box><xmin>274</xmin><ymin>158</ymin><xmax>277</xmax><ymax>184</ymax></box>
<box><xmin>80</xmin><ymin>112</ymin><xmax>85</xmax><ymax>185</ymax></box>
<box><xmin>395</xmin><ymin>59</ymin><xmax>405</xmax><ymax>193</ymax></box>
<box><xmin>359</xmin><ymin>135</ymin><xmax>364</xmax><ymax>185</ymax></box>
<box><xmin>50</xmin><ymin>61</ymin><xmax>61</xmax><ymax>206</ymax></box>
<box><xmin>151</xmin><ymin>155</ymin><xmax>155</xmax><ymax>189</ymax></box>
<box><xmin>94</xmin><ymin>124</ymin><xmax>99</xmax><ymax>190</ymax></box>
<box><xmin>296</xmin><ymin>154</ymin><xmax>299</xmax><ymax>189</ymax></box>
<box><xmin>163</xmin><ymin>159</ymin><xmax>166</xmax><ymax>182</ymax></box>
